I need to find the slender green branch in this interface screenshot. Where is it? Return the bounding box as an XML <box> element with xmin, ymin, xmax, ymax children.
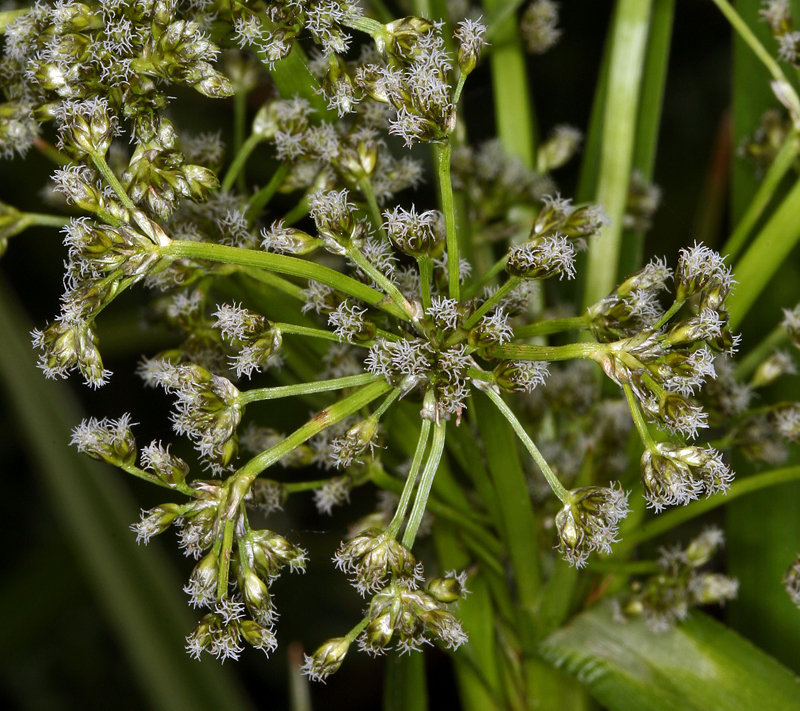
<box><xmin>436</xmin><ymin>140</ymin><xmax>460</xmax><ymax>300</ymax></box>
<box><xmin>33</xmin><ymin>136</ymin><xmax>71</xmax><ymax>165</ymax></box>
<box><xmin>387</xmin><ymin>419</ymin><xmax>432</xmax><ymax>538</ymax></box>
<box><xmin>416</xmin><ymin>255</ymin><xmax>433</xmax><ymax>311</ymax></box>
<box><xmin>617</xmin><ymin>465</ymin><xmax>800</xmax><ymax>551</ymax></box>
<box><xmin>221</xmin><ymin>133</ymin><xmax>263</xmax><ymax>193</ymax></box>
<box><xmin>242</xmin><ymin>267</ymin><xmax>305</xmax><ymax>300</ymax></box>
<box><xmin>358</xmin><ymin>178</ymin><xmax>387</xmax><ymax>240</ymax></box>
<box><xmin>372</xmin><ymin>387</ymin><xmax>402</xmax><ymax>419</ymax></box>
<box><xmin>464</xmin><ymin>277</ymin><xmax>520</xmax><ymax>330</ymax></box>
<box><xmin>463</xmin><ymin>253</ymin><xmax>509</xmax><ymax>299</ymax></box>
<box><xmin>120</xmin><ymin>463</ymin><xmax>193</xmax><ymax>495</ymax></box>
<box><xmin>345</xmin><ymin>15</ymin><xmax>386</xmax><ymax>38</ymax></box>
<box><xmin>20</xmin><ymin>213</ymin><xmax>71</xmax><ymax>230</ymax></box>
<box><xmin>274</xmin><ymin>322</ymin><xmax>342</xmax><ymax>343</ymax></box>
<box><xmin>485</xmin><ymin>341</ymin><xmax>604</xmax><ymax>362</ymax></box>
<box><xmin>227</xmin><ymin>380</ymin><xmax>393</xmax><ymax>517</ymax></box>
<box><xmin>485</xmin><ymin>387</ymin><xmax>569</xmax><ymax>502</ymax></box>
<box><xmin>346</xmin><ymin>247</ymin><xmax>414</xmax><ymax>318</ymax></box>
<box><xmin>723</xmin><ymin>130</ymin><xmax>800</xmax><ymax>260</ymax></box>
<box><xmin>233</xmin><ymin>90</ymin><xmax>248</xmax><ymax>193</ymax></box>
<box><xmin>623</xmin><ymin>383</ymin><xmax>656</xmax><ymax>451</ymax></box>
<box><xmin>163</xmin><ymin>240</ymin><xmax>409</xmax><ymax>320</ymax></box>
<box><xmin>217</xmin><ymin>517</ymin><xmax>236</xmax><ymax>598</ymax></box>
<box><xmin>453</xmin><ymin>72</ymin><xmax>468</xmax><ymax>105</ymax></box>
<box><xmin>247</xmin><ymin>163</ymin><xmax>290</xmax><ymax>223</ymax></box>
<box><xmin>484</xmin><ymin>0</ymin><xmax>527</xmax><ymax>42</ymax></box>
<box><xmin>651</xmin><ymin>299</ymin><xmax>684</xmax><ymax>331</ymax></box>
<box><xmin>282</xmin><ymin>195</ymin><xmax>311</xmax><ymax>225</ymax></box>
<box><xmin>91</xmin><ymin>154</ymin><xmax>136</xmax><ymax>212</ymax></box>
<box><xmin>237</xmin><ymin>373</ymin><xmax>379</xmax><ymax>405</ymax></box>
<box><xmin>402</xmin><ymin>420</ymin><xmax>447</xmax><ymax>548</ymax></box>
<box><xmin>710</xmin><ymin>0</ymin><xmax>791</xmax><ymax>86</ymax></box>
<box><xmin>513</xmin><ymin>316</ymin><xmax>589</xmax><ymax>339</ymax></box>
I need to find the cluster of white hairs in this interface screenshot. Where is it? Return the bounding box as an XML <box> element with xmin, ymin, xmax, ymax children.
<box><xmin>641</xmin><ymin>443</ymin><xmax>733</xmax><ymax>512</ymax></box>
<box><xmin>507</xmin><ymin>234</ymin><xmax>577</xmax><ymax>280</ymax></box>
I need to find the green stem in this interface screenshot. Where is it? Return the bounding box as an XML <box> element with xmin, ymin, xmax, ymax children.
<box><xmin>463</xmin><ymin>277</ymin><xmax>520</xmax><ymax>330</ymax></box>
<box><xmin>387</xmin><ymin>419</ymin><xmax>432</xmax><ymax>538</ymax></box>
<box><xmin>710</xmin><ymin>0</ymin><xmax>791</xmax><ymax>86</ymax></box>
<box><xmin>723</xmin><ymin>130</ymin><xmax>800</xmax><ymax>260</ymax></box>
<box><xmin>242</xmin><ymin>267</ymin><xmax>305</xmax><ymax>300</ymax></box>
<box><xmin>618</xmin><ymin>465</ymin><xmax>800</xmax><ymax>551</ymax></box>
<box><xmin>416</xmin><ymin>255</ymin><xmax>433</xmax><ymax>311</ymax></box>
<box><xmin>452</xmin><ymin>72</ymin><xmax>468</xmax><ymax>105</ymax></box>
<box><xmin>402</xmin><ymin>420</ymin><xmax>447</xmax><ymax>548</ymax></box>
<box><xmin>484</xmin><ymin>0</ymin><xmax>527</xmax><ymax>42</ymax></box>
<box><xmin>21</xmin><ymin>213</ymin><xmax>71</xmax><ymax>229</ymax></box>
<box><xmin>32</xmin><ymin>136</ymin><xmax>70</xmax><ymax>165</ymax></box>
<box><xmin>623</xmin><ymin>383</ymin><xmax>657</xmax><ymax>450</ymax></box>
<box><xmin>734</xmin><ymin>325</ymin><xmax>789</xmax><ymax>381</ymax></box>
<box><xmin>372</xmin><ymin>387</ymin><xmax>402</xmax><ymax>419</ymax></box>
<box><xmin>120</xmin><ymin>463</ymin><xmax>193</xmax><ymax>495</ymax></box>
<box><xmin>485</xmin><ymin>341</ymin><xmax>603</xmax><ymax>362</ymax></box>
<box><xmin>513</xmin><ymin>316</ymin><xmax>589</xmax><ymax>339</ymax></box>
<box><xmin>358</xmin><ymin>178</ymin><xmax>387</xmax><ymax>239</ymax></box>
<box><xmin>227</xmin><ymin>381</ymin><xmax>392</xmax><ymax>517</ymax></box>
<box><xmin>163</xmin><ymin>240</ymin><xmax>409</xmax><ymax>320</ymax></box>
<box><xmin>221</xmin><ymin>133</ymin><xmax>262</xmax><ymax>194</ymax></box>
<box><xmin>436</xmin><ymin>140</ymin><xmax>460</xmax><ymax>300</ymax></box>
<box><xmin>217</xmin><ymin>517</ymin><xmax>236</xmax><ymax>598</ymax></box>
<box><xmin>485</xmin><ymin>387</ymin><xmax>569</xmax><ymax>502</ymax></box>
<box><xmin>91</xmin><ymin>154</ymin><xmax>136</xmax><ymax>212</ymax></box>
<box><xmin>238</xmin><ymin>373</ymin><xmax>378</xmax><ymax>405</ymax></box>
<box><xmin>346</xmin><ymin>15</ymin><xmax>386</xmax><ymax>38</ymax></box>
<box><xmin>247</xmin><ymin>163</ymin><xmax>290</xmax><ymax>223</ymax></box>
<box><xmin>652</xmin><ymin>298</ymin><xmax>684</xmax><ymax>331</ymax></box>
<box><xmin>463</xmin><ymin>253</ymin><xmax>509</xmax><ymax>300</ymax></box>
<box><xmin>274</xmin><ymin>322</ymin><xmax>342</xmax><ymax>343</ymax></box>
<box><xmin>233</xmin><ymin>90</ymin><xmax>248</xmax><ymax>193</ymax></box>
<box><xmin>282</xmin><ymin>195</ymin><xmax>311</xmax><ymax>226</ymax></box>
<box><xmin>346</xmin><ymin>247</ymin><xmax>414</xmax><ymax>318</ymax></box>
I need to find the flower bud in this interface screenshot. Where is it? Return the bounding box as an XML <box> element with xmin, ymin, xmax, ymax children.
<box><xmin>140</xmin><ymin>441</ymin><xmax>189</xmax><ymax>488</ymax></box>
<box><xmin>684</xmin><ymin>527</ymin><xmax>725</xmax><ymax>567</ymax></box>
<box><xmin>493</xmin><ymin>360</ymin><xmax>550</xmax><ymax>393</ymax></box>
<box><xmin>240</xmin><ymin>570</ymin><xmax>274</xmax><ymax>626</ymax></box>
<box><xmin>132</xmin><ymin>503</ymin><xmax>182</xmax><ymax>543</ymax></box>
<box><xmin>689</xmin><ymin>573</ymin><xmax>738</xmax><ymax>605</ymax></box>
<box><xmin>332</xmin><ymin>417</ymin><xmax>380</xmax><ymax>468</ymax></box>
<box><xmin>750</xmin><ymin>350</ymin><xmax>796</xmax><ymax>388</ymax></box>
<box><xmin>71</xmin><ymin>413</ymin><xmax>137</xmax><ymax>467</ymax></box>
<box><xmin>427</xmin><ymin>570</ymin><xmax>469</xmax><ymax>604</ymax></box>
<box><xmin>334</xmin><ymin>529</ymin><xmax>420</xmax><ymax>594</ymax></box>
<box><xmin>555</xmin><ymin>486</ymin><xmax>630</xmax><ymax>568</ymax></box>
<box><xmin>454</xmin><ymin>19</ymin><xmax>487</xmax><ymax>76</ymax></box>
<box><xmin>301</xmin><ymin>637</ymin><xmax>351</xmax><ymax>681</ymax></box>
<box><xmin>377</xmin><ymin>17</ymin><xmax>436</xmax><ymax>62</ymax></box>
<box><xmin>57</xmin><ymin>98</ymin><xmax>117</xmax><ymax>157</ymax></box>
<box><xmin>536</xmin><ymin>125</ymin><xmax>582</xmax><ymax>173</ymax></box>
<box><xmin>506</xmin><ymin>235</ymin><xmax>576</xmax><ymax>280</ymax></box>
<box><xmin>240</xmin><ymin>620</ymin><xmax>277</xmax><ymax>655</ymax></box>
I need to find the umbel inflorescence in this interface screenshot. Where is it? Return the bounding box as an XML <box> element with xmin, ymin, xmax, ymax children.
<box><xmin>2</xmin><ymin>0</ymin><xmax>777</xmax><ymax>678</ymax></box>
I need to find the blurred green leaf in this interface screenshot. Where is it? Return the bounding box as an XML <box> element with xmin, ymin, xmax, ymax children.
<box><xmin>0</xmin><ymin>279</ymin><xmax>254</xmax><ymax>711</ymax></box>
<box><xmin>540</xmin><ymin>600</ymin><xmax>800</xmax><ymax>711</ymax></box>
<box><xmin>383</xmin><ymin>648</ymin><xmax>428</xmax><ymax>711</ymax></box>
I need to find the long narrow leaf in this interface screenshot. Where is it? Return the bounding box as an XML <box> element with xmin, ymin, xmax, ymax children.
<box><xmin>582</xmin><ymin>0</ymin><xmax>653</xmax><ymax>308</ymax></box>
<box><xmin>540</xmin><ymin>601</ymin><xmax>800</xmax><ymax>711</ymax></box>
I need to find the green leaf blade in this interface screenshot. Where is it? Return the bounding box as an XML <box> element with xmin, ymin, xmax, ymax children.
<box><xmin>540</xmin><ymin>601</ymin><xmax>800</xmax><ymax>711</ymax></box>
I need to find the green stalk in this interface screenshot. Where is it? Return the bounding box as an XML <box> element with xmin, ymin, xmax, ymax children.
<box><xmin>273</xmin><ymin>322</ymin><xmax>342</xmax><ymax>343</ymax></box>
<box><xmin>416</xmin><ymin>255</ymin><xmax>433</xmax><ymax>311</ymax></box>
<box><xmin>729</xmin><ymin>177</ymin><xmax>800</xmax><ymax>329</ymax></box>
<box><xmin>221</xmin><ymin>133</ymin><xmax>262</xmax><ymax>194</ymax></box>
<box><xmin>91</xmin><ymin>153</ymin><xmax>137</xmax><ymax>212</ymax></box>
<box><xmin>227</xmin><ymin>380</ymin><xmax>392</xmax><ymax>516</ymax></box>
<box><xmin>237</xmin><ymin>373</ymin><xmax>378</xmax><ymax>405</ymax></box>
<box><xmin>710</xmin><ymin>0</ymin><xmax>792</xmax><ymax>86</ymax></box>
<box><xmin>582</xmin><ymin>0</ymin><xmax>653</xmax><ymax>308</ymax></box>
<box><xmin>233</xmin><ymin>89</ymin><xmax>248</xmax><ymax>193</ymax></box>
<box><xmin>485</xmin><ymin>341</ymin><xmax>603</xmax><ymax>362</ymax></box>
<box><xmin>242</xmin><ymin>267</ymin><xmax>305</xmax><ymax>300</ymax></box>
<box><xmin>623</xmin><ymin>383</ymin><xmax>657</xmax><ymax>451</ymax></box>
<box><xmin>20</xmin><ymin>212</ymin><xmax>71</xmax><ymax>229</ymax></box>
<box><xmin>359</xmin><ymin>177</ymin><xmax>388</xmax><ymax>239</ymax></box>
<box><xmin>617</xmin><ymin>464</ymin><xmax>800</xmax><ymax>551</ymax></box>
<box><xmin>163</xmin><ymin>240</ymin><xmax>409</xmax><ymax>320</ymax></box>
<box><xmin>722</xmin><ymin>130</ymin><xmax>800</xmax><ymax>260</ymax></box>
<box><xmin>402</xmin><ymin>421</ymin><xmax>447</xmax><ymax>548</ymax></box>
<box><xmin>485</xmin><ymin>388</ymin><xmax>569</xmax><ymax>502</ymax></box>
<box><xmin>247</xmin><ymin>163</ymin><xmax>290</xmax><ymax>223</ymax></box>
<box><xmin>513</xmin><ymin>316</ymin><xmax>589</xmax><ymax>339</ymax></box>
<box><xmin>437</xmin><ymin>140</ymin><xmax>460</xmax><ymax>300</ymax></box>
<box><xmin>463</xmin><ymin>255</ymin><xmax>509</xmax><ymax>299</ymax></box>
<box><xmin>387</xmin><ymin>419</ymin><xmax>432</xmax><ymax>538</ymax></box>
<box><xmin>463</xmin><ymin>277</ymin><xmax>520</xmax><ymax>330</ymax></box>
<box><xmin>346</xmin><ymin>246</ymin><xmax>414</xmax><ymax>317</ymax></box>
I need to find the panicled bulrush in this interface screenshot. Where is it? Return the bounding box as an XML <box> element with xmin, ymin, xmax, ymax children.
<box><xmin>7</xmin><ymin>0</ymin><xmax>776</xmax><ymax>688</ymax></box>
